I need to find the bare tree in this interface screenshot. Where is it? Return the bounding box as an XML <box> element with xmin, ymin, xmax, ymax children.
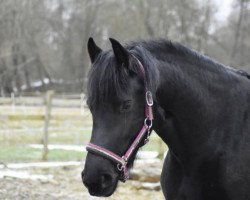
<box><xmin>230</xmin><ymin>0</ymin><xmax>246</xmax><ymax>64</ymax></box>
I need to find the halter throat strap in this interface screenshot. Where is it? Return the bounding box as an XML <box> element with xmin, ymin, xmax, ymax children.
<box><xmin>86</xmin><ymin>57</ymin><xmax>153</xmax><ymax>182</ymax></box>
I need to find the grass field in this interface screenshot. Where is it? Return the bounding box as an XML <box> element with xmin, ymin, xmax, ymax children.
<box><xmin>0</xmin><ymin>144</ymin><xmax>86</xmax><ymax>162</ymax></box>
<box><xmin>0</xmin><ymin>133</ymin><xmax>165</xmax><ymax>163</ymax></box>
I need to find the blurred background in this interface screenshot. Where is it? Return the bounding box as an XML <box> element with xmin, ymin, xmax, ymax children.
<box><xmin>0</xmin><ymin>0</ymin><xmax>249</xmax><ymax>199</ymax></box>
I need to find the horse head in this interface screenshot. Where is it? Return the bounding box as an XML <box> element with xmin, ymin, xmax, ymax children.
<box><xmin>82</xmin><ymin>38</ymin><xmax>153</xmax><ymax>197</ymax></box>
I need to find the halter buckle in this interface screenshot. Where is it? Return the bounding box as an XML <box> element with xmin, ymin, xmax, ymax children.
<box><xmin>146</xmin><ymin>91</ymin><xmax>153</xmax><ymax>106</ymax></box>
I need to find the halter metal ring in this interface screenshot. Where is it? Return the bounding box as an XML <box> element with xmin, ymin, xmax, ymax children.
<box><xmin>117</xmin><ymin>163</ymin><xmax>125</xmax><ymax>171</ymax></box>
<box><xmin>144</xmin><ymin>118</ymin><xmax>152</xmax><ymax>128</ymax></box>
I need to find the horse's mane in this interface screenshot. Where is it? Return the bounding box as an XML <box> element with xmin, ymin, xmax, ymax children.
<box><xmin>128</xmin><ymin>39</ymin><xmax>250</xmax><ymax>80</ymax></box>
<box><xmin>87</xmin><ymin>39</ymin><xmax>250</xmax><ymax>106</ymax></box>
<box><xmin>235</xmin><ymin>70</ymin><xmax>250</xmax><ymax>80</ymax></box>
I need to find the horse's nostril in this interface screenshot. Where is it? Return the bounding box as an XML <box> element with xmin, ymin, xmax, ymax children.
<box><xmin>82</xmin><ymin>171</ymin><xmax>114</xmax><ymax>194</ymax></box>
<box><xmin>100</xmin><ymin>173</ymin><xmax>113</xmax><ymax>189</ymax></box>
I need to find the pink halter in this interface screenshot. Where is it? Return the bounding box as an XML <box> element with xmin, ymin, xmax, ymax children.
<box><xmin>86</xmin><ymin>57</ymin><xmax>153</xmax><ymax>182</ymax></box>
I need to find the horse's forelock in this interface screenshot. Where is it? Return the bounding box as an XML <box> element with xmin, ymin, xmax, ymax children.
<box><xmin>87</xmin><ymin>51</ymin><xmax>130</xmax><ymax>106</ymax></box>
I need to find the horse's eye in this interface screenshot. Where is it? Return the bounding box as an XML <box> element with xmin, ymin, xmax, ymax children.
<box><xmin>120</xmin><ymin>100</ymin><xmax>132</xmax><ymax>111</ymax></box>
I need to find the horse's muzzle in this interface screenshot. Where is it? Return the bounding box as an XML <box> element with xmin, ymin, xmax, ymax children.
<box><xmin>82</xmin><ymin>167</ymin><xmax>118</xmax><ymax>197</ymax></box>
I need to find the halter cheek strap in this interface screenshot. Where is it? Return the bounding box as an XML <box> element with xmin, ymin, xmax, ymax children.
<box><xmin>86</xmin><ymin>57</ymin><xmax>153</xmax><ymax>182</ymax></box>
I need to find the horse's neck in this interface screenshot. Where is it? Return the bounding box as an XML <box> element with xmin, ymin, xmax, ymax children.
<box><xmin>152</xmin><ymin>54</ymin><xmax>240</xmax><ymax>162</ymax></box>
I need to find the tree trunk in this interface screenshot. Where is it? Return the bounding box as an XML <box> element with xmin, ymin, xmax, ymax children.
<box><xmin>230</xmin><ymin>0</ymin><xmax>245</xmax><ymax>65</ymax></box>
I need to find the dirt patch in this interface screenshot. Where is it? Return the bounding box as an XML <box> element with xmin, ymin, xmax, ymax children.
<box><xmin>0</xmin><ymin>165</ymin><xmax>165</xmax><ymax>200</ymax></box>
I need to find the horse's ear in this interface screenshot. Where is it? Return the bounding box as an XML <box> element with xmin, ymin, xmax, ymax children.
<box><xmin>109</xmin><ymin>38</ymin><xmax>130</xmax><ymax>67</ymax></box>
<box><xmin>87</xmin><ymin>37</ymin><xmax>102</xmax><ymax>63</ymax></box>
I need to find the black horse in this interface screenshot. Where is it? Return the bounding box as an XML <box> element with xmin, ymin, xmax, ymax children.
<box><xmin>82</xmin><ymin>37</ymin><xmax>250</xmax><ymax>200</ymax></box>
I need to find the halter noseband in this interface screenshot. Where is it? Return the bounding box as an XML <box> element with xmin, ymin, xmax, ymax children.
<box><xmin>86</xmin><ymin>57</ymin><xmax>154</xmax><ymax>182</ymax></box>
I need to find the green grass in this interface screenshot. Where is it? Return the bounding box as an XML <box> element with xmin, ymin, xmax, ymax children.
<box><xmin>48</xmin><ymin>149</ymin><xmax>85</xmax><ymax>161</ymax></box>
<box><xmin>49</xmin><ymin>129</ymin><xmax>92</xmax><ymax>144</ymax></box>
<box><xmin>0</xmin><ymin>132</ymin><xmax>166</xmax><ymax>163</ymax></box>
<box><xmin>0</xmin><ymin>144</ymin><xmax>86</xmax><ymax>163</ymax></box>
<box><xmin>0</xmin><ymin>128</ymin><xmax>92</xmax><ymax>145</ymax></box>
<box><xmin>0</xmin><ymin>136</ymin><xmax>166</xmax><ymax>163</ymax></box>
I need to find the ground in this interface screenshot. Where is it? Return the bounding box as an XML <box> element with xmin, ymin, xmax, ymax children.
<box><xmin>0</xmin><ymin>165</ymin><xmax>165</xmax><ymax>200</ymax></box>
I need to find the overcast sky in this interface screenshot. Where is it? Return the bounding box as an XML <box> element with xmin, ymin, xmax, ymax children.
<box><xmin>214</xmin><ymin>0</ymin><xmax>233</xmax><ymax>21</ymax></box>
